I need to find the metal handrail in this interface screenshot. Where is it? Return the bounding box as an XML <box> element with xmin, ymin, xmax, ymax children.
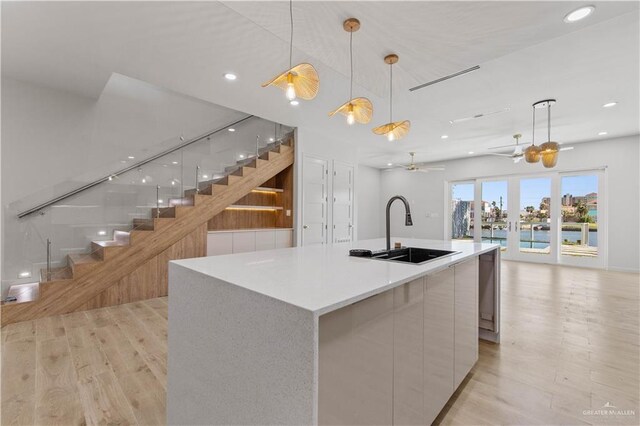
<box><xmin>17</xmin><ymin>115</ymin><xmax>254</xmax><ymax>218</ymax></box>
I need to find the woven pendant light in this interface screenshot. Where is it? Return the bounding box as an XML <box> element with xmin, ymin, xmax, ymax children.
<box><xmin>372</xmin><ymin>54</ymin><xmax>410</xmax><ymax>141</ymax></box>
<box><xmin>328</xmin><ymin>18</ymin><xmax>373</xmax><ymax>125</ymax></box>
<box><xmin>262</xmin><ymin>0</ymin><xmax>319</xmax><ymax>102</ymax></box>
<box><xmin>538</xmin><ymin>99</ymin><xmax>559</xmax><ymax>168</ymax></box>
<box><xmin>525</xmin><ymin>103</ymin><xmax>541</xmax><ymax>163</ymax></box>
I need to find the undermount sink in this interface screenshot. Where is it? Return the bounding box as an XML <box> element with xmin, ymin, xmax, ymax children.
<box><xmin>370</xmin><ymin>247</ymin><xmax>459</xmax><ymax>265</ymax></box>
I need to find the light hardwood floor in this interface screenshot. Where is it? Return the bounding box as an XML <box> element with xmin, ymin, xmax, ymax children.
<box><xmin>1</xmin><ymin>261</ymin><xmax>638</xmax><ymax>425</ymax></box>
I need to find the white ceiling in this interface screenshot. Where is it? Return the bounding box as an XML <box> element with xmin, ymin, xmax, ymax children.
<box><xmin>2</xmin><ymin>1</ymin><xmax>639</xmax><ymax>168</ymax></box>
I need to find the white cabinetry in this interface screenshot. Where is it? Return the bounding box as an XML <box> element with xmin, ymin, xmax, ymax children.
<box><xmin>393</xmin><ymin>278</ymin><xmax>425</xmax><ymax>425</ymax></box>
<box><xmin>424</xmin><ymin>267</ymin><xmax>455</xmax><ymax>425</ymax></box>
<box><xmin>454</xmin><ymin>257</ymin><xmax>479</xmax><ymax>388</ymax></box>
<box><xmin>207</xmin><ymin>229</ymin><xmax>293</xmax><ymax>256</ymax></box>
<box><xmin>255</xmin><ymin>230</ymin><xmax>275</xmax><ymax>251</ymax></box>
<box><xmin>275</xmin><ymin>229</ymin><xmax>293</xmax><ymax>248</ymax></box>
<box><xmin>319</xmin><ymin>290</ymin><xmax>394</xmax><ymax>425</ymax></box>
<box><xmin>318</xmin><ymin>257</ymin><xmax>480</xmax><ymax>425</ymax></box>
<box><xmin>206</xmin><ymin>232</ymin><xmax>233</xmax><ymax>256</ymax></box>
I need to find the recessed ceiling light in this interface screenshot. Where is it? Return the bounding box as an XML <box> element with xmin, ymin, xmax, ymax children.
<box><xmin>120</xmin><ymin>160</ymin><xmax>127</xmax><ymax>163</ymax></box>
<box><xmin>98</xmin><ymin>230</ymin><xmax>107</xmax><ymax>236</ymax></box>
<box><xmin>224</xmin><ymin>73</ymin><xmax>237</xmax><ymax>81</ymax></box>
<box><xmin>202</xmin><ymin>175</ymin><xmax>209</xmax><ymax>179</ymax></box>
<box><xmin>228</xmin><ymin>128</ymin><xmax>235</xmax><ymax>132</ymax></box>
<box><xmin>128</xmin><ymin>156</ymin><xmax>135</xmax><ymax>159</ymax></box>
<box><xmin>441</xmin><ymin>135</ymin><xmax>449</xmax><ymax>139</ymax></box>
<box><xmin>172</xmin><ymin>161</ymin><xmax>179</xmax><ymax>165</ymax></box>
<box><xmin>158</xmin><ymin>199</ymin><xmax>163</xmax><ymax>203</ymax></box>
<box><xmin>290</xmin><ymin>100</ymin><xmax>299</xmax><ymax>106</ymax></box>
<box><xmin>468</xmin><ymin>151</ymin><xmax>474</xmax><ymax>155</ymax></box>
<box><xmin>141</xmin><ymin>178</ymin><xmax>146</xmax><ymax>183</ymax></box>
<box><xmin>387</xmin><ymin>163</ymin><xmax>393</xmax><ymax>166</ymax></box>
<box><xmin>602</xmin><ymin>102</ymin><xmax>617</xmax><ymax>108</ymax></box>
<box><xmin>564</xmin><ymin>5</ymin><xmax>595</xmax><ymax>23</ymax></box>
<box><xmin>269</xmin><ymin>137</ymin><xmax>275</xmax><ymax>142</ymax></box>
<box><xmin>18</xmin><ymin>271</ymin><xmax>31</xmax><ymax>278</ymax></box>
<box><xmin>239</xmin><ymin>154</ymin><xmax>245</xmax><ymax>159</ymax></box>
<box><xmin>598</xmin><ymin>131</ymin><xmax>608</xmax><ymax>136</ymax></box>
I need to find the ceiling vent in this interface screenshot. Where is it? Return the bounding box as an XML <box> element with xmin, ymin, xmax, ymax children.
<box><xmin>409</xmin><ymin>65</ymin><xmax>480</xmax><ymax>92</ymax></box>
<box><xmin>449</xmin><ymin>107</ymin><xmax>511</xmax><ymax>124</ymax></box>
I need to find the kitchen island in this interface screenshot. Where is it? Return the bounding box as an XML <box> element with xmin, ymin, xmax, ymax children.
<box><xmin>167</xmin><ymin>238</ymin><xmax>500</xmax><ymax>425</ymax></box>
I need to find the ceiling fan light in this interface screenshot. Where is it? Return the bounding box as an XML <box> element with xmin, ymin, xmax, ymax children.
<box><xmin>524</xmin><ymin>145</ymin><xmax>541</xmax><ymax>163</ymax></box>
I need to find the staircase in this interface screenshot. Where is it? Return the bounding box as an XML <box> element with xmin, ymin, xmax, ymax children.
<box><xmin>2</xmin><ymin>138</ymin><xmax>294</xmax><ymax>326</ymax></box>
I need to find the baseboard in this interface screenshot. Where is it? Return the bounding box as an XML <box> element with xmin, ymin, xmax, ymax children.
<box><xmin>607</xmin><ymin>266</ymin><xmax>640</xmax><ymax>273</ymax></box>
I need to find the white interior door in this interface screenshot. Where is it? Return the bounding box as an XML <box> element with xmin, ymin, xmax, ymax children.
<box><xmin>302</xmin><ymin>155</ymin><xmax>328</xmax><ymax>246</ymax></box>
<box><xmin>332</xmin><ymin>161</ymin><xmax>354</xmax><ymax>243</ymax></box>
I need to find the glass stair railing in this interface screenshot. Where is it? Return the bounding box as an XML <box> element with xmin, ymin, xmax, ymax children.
<box><xmin>2</xmin><ymin>115</ymin><xmax>293</xmax><ymax>300</ymax></box>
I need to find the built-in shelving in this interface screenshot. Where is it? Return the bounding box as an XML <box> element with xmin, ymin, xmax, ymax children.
<box><xmin>208</xmin><ymin>165</ymin><xmax>294</xmax><ymax>231</ymax></box>
<box><xmin>252</xmin><ymin>187</ymin><xmax>284</xmax><ymax>193</ymax></box>
<box><xmin>226</xmin><ymin>205</ymin><xmax>283</xmax><ymax>211</ymax></box>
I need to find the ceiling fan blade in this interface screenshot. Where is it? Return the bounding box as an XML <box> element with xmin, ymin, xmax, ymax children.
<box><xmin>488</xmin><ymin>153</ymin><xmax>514</xmax><ymax>157</ymax></box>
<box><xmin>422</xmin><ymin>166</ymin><xmax>445</xmax><ymax>171</ymax></box>
<box><xmin>488</xmin><ymin>143</ymin><xmax>519</xmax><ymax>150</ymax></box>
<box><xmin>559</xmin><ymin>146</ymin><xmax>574</xmax><ymax>151</ymax></box>
<box><xmin>514</xmin><ymin>156</ymin><xmax>523</xmax><ymax>163</ymax></box>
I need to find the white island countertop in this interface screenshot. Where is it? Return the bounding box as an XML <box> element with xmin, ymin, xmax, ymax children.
<box><xmin>171</xmin><ymin>238</ymin><xmax>499</xmax><ymax>316</ymax></box>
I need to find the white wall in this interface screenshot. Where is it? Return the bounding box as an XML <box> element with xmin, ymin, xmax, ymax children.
<box><xmin>379</xmin><ymin>136</ymin><xmax>640</xmax><ymax>272</ymax></box>
<box><xmin>356</xmin><ymin>165</ymin><xmax>382</xmax><ymax>240</ymax></box>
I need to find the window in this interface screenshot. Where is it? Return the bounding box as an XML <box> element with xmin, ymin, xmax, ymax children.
<box><xmin>451</xmin><ymin>183</ymin><xmax>474</xmax><ymax>241</ymax></box>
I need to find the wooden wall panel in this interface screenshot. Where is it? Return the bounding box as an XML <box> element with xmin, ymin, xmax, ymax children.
<box><xmin>79</xmin><ymin>224</ymin><xmax>207</xmax><ymax>312</ymax></box>
<box><xmin>276</xmin><ymin>165</ymin><xmax>294</xmax><ymax>229</ymax></box>
<box><xmin>208</xmin><ymin>210</ymin><xmax>278</xmax><ymax>230</ymax></box>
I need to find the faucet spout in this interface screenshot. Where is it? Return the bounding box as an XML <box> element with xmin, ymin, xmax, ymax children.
<box><xmin>386</xmin><ymin>195</ymin><xmax>413</xmax><ymax>251</ymax></box>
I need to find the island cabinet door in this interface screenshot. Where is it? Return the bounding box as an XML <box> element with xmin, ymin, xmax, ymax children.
<box><xmin>424</xmin><ymin>267</ymin><xmax>455</xmax><ymax>425</ymax></box>
<box><xmin>454</xmin><ymin>257</ymin><xmax>479</xmax><ymax>388</ymax></box>
<box><xmin>393</xmin><ymin>278</ymin><xmax>425</xmax><ymax>425</ymax></box>
<box><xmin>318</xmin><ymin>289</ymin><xmax>394</xmax><ymax>426</ymax></box>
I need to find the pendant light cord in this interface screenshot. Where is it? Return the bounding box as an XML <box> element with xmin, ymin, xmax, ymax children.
<box><xmin>531</xmin><ymin>105</ymin><xmax>536</xmax><ymax>146</ymax></box>
<box><xmin>389</xmin><ymin>63</ymin><xmax>393</xmax><ymax>123</ymax></box>
<box><xmin>547</xmin><ymin>103</ymin><xmax>551</xmax><ymax>142</ymax></box>
<box><xmin>349</xmin><ymin>31</ymin><xmax>353</xmax><ymax>100</ymax></box>
<box><xmin>289</xmin><ymin>0</ymin><xmax>293</xmax><ymax>69</ymax></box>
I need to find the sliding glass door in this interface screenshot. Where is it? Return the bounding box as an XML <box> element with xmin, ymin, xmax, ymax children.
<box><xmin>512</xmin><ymin>177</ymin><xmax>555</xmax><ymax>263</ymax></box>
<box><xmin>480</xmin><ymin>180</ymin><xmax>509</xmax><ymax>253</ymax></box>
<box><xmin>449</xmin><ymin>169</ymin><xmax>605</xmax><ymax>267</ymax></box>
<box><xmin>559</xmin><ymin>171</ymin><xmax>604</xmax><ymax>268</ymax></box>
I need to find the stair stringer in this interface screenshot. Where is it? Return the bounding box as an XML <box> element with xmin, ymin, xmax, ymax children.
<box><xmin>1</xmin><ymin>147</ymin><xmax>294</xmax><ymax>325</ymax></box>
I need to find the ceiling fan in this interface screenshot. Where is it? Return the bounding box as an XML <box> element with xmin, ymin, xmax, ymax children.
<box><xmin>488</xmin><ymin>134</ymin><xmax>574</xmax><ymax>163</ymax></box>
<box><xmin>387</xmin><ymin>152</ymin><xmax>445</xmax><ymax>173</ymax></box>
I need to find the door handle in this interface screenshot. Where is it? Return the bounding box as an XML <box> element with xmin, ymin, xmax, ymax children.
<box><xmin>303</xmin><ymin>225</ymin><xmax>308</xmax><ymax>229</ymax></box>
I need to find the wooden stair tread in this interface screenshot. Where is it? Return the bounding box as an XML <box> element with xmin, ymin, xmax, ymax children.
<box><xmin>40</xmin><ymin>267</ymin><xmax>73</xmax><ymax>282</ymax></box>
<box><xmin>3</xmin><ymin>282</ymin><xmax>39</xmax><ymax>304</ymax></box>
<box><xmin>92</xmin><ymin>240</ymin><xmax>128</xmax><ymax>248</ymax></box>
<box><xmin>68</xmin><ymin>252</ymin><xmax>102</xmax><ymax>265</ymax></box>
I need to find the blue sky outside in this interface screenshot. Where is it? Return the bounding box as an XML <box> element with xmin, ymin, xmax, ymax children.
<box><xmin>452</xmin><ymin>175</ymin><xmax>598</xmax><ymax>210</ymax></box>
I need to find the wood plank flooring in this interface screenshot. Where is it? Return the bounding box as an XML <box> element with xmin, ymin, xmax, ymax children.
<box><xmin>2</xmin><ymin>262</ymin><xmax>638</xmax><ymax>425</ymax></box>
<box><xmin>2</xmin><ymin>298</ymin><xmax>168</xmax><ymax>426</ymax></box>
